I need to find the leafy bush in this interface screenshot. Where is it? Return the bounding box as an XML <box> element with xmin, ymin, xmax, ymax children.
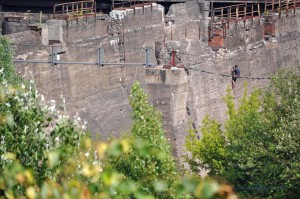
<box><xmin>185</xmin><ymin>70</ymin><xmax>300</xmax><ymax>198</ymax></box>
<box><xmin>0</xmin><ymin>36</ymin><xmax>21</xmax><ymax>85</ymax></box>
<box><xmin>0</xmin><ymin>35</ymin><xmax>86</xmax><ymax>186</ymax></box>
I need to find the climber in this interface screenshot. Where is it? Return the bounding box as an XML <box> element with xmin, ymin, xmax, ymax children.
<box><xmin>231</xmin><ymin>65</ymin><xmax>240</xmax><ymax>88</ymax></box>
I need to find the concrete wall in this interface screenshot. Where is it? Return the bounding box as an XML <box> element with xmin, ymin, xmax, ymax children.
<box><xmin>9</xmin><ymin>3</ymin><xmax>165</xmax><ymax>139</ymax></box>
<box><xmin>0</xmin><ymin>12</ymin><xmax>53</xmax><ymax>34</ymax></box>
<box><xmin>185</xmin><ymin>13</ymin><xmax>300</xmax><ymax>131</ymax></box>
<box><xmin>145</xmin><ymin>68</ymin><xmax>188</xmax><ymax>158</ymax></box>
<box><xmin>7</xmin><ymin>2</ymin><xmax>300</xmax><ymax>160</ymax></box>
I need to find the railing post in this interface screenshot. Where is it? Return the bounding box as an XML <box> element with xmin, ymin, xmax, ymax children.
<box><xmin>244</xmin><ymin>5</ymin><xmax>247</xmax><ymax>21</ymax></box>
<box><xmin>98</xmin><ymin>48</ymin><xmax>104</xmax><ymax>66</ymax></box>
<box><xmin>39</xmin><ymin>11</ymin><xmax>42</xmax><ymax>27</ymax></box>
<box><xmin>94</xmin><ymin>1</ymin><xmax>97</xmax><ymax>20</ymax></box>
<box><xmin>145</xmin><ymin>48</ymin><xmax>151</xmax><ymax>67</ymax></box>
<box><xmin>221</xmin><ymin>8</ymin><xmax>224</xmax><ymax>21</ymax></box>
<box><xmin>228</xmin><ymin>7</ymin><xmax>231</xmax><ymax>23</ymax></box>
<box><xmin>53</xmin><ymin>6</ymin><xmax>56</xmax><ymax>19</ymax></box>
<box><xmin>72</xmin><ymin>3</ymin><xmax>74</xmax><ymax>16</ymax></box>
<box><xmin>294</xmin><ymin>0</ymin><xmax>296</xmax><ymax>15</ymax></box>
<box><xmin>236</xmin><ymin>6</ymin><xmax>239</xmax><ymax>20</ymax></box>
<box><xmin>76</xmin><ymin>3</ymin><xmax>79</xmax><ymax>18</ymax></box>
<box><xmin>272</xmin><ymin>0</ymin><xmax>275</xmax><ymax>11</ymax></box>
<box><xmin>258</xmin><ymin>4</ymin><xmax>261</xmax><ymax>16</ymax></box>
<box><xmin>265</xmin><ymin>0</ymin><xmax>267</xmax><ymax>11</ymax></box>
<box><xmin>211</xmin><ymin>2</ymin><xmax>214</xmax><ymax>22</ymax></box>
<box><xmin>252</xmin><ymin>5</ymin><xmax>254</xmax><ymax>17</ymax></box>
<box><xmin>170</xmin><ymin>51</ymin><xmax>176</xmax><ymax>67</ymax></box>
<box><xmin>51</xmin><ymin>46</ymin><xmax>57</xmax><ymax>66</ymax></box>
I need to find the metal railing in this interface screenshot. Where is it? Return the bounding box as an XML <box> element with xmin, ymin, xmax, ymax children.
<box><xmin>53</xmin><ymin>0</ymin><xmax>96</xmax><ymax>20</ymax></box>
<box><xmin>211</xmin><ymin>3</ymin><xmax>261</xmax><ymax>23</ymax></box>
<box><xmin>211</xmin><ymin>0</ymin><xmax>300</xmax><ymax>23</ymax></box>
<box><xmin>265</xmin><ymin>0</ymin><xmax>300</xmax><ymax>13</ymax></box>
<box><xmin>13</xmin><ymin>46</ymin><xmax>154</xmax><ymax>67</ymax></box>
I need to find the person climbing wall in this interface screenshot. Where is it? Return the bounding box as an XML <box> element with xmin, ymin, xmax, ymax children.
<box><xmin>231</xmin><ymin>65</ymin><xmax>240</xmax><ymax>88</ymax></box>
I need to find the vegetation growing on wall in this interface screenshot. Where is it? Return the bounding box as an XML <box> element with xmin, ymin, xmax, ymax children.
<box><xmin>185</xmin><ymin>70</ymin><xmax>300</xmax><ymax>198</ymax></box>
<box><xmin>0</xmin><ymin>36</ymin><xmax>21</xmax><ymax>85</ymax></box>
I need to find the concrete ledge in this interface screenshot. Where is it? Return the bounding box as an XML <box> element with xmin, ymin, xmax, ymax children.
<box><xmin>145</xmin><ymin>68</ymin><xmax>188</xmax><ymax>85</ymax></box>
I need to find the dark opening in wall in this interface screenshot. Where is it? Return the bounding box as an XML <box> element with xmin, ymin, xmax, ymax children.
<box><xmin>49</xmin><ymin>40</ymin><xmax>61</xmax><ymax>45</ymax></box>
<box><xmin>159</xmin><ymin>2</ymin><xmax>182</xmax><ymax>14</ymax></box>
<box><xmin>2</xmin><ymin>5</ymin><xmax>53</xmax><ymax>14</ymax></box>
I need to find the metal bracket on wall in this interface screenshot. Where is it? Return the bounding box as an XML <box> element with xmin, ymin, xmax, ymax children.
<box><xmin>13</xmin><ymin>46</ymin><xmax>155</xmax><ymax>67</ymax></box>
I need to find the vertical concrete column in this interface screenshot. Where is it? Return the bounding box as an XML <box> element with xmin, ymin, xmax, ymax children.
<box><xmin>198</xmin><ymin>0</ymin><xmax>210</xmax><ymax>19</ymax></box>
<box><xmin>198</xmin><ymin>0</ymin><xmax>210</xmax><ymax>41</ymax></box>
<box><xmin>144</xmin><ymin>68</ymin><xmax>188</xmax><ymax>160</ymax></box>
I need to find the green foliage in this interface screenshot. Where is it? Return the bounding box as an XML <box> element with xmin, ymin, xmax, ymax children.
<box><xmin>0</xmin><ymin>137</ymin><xmax>237</xmax><ymax>199</ymax></box>
<box><xmin>0</xmin><ymin>36</ymin><xmax>21</xmax><ymax>85</ymax></box>
<box><xmin>106</xmin><ymin>82</ymin><xmax>178</xmax><ymax>198</ymax></box>
<box><xmin>0</xmin><ymin>80</ymin><xmax>85</xmax><ymax>185</ymax></box>
<box><xmin>185</xmin><ymin>116</ymin><xmax>226</xmax><ymax>175</ymax></box>
<box><xmin>0</xmin><ymin>37</ymin><xmax>86</xmax><ymax>185</ymax></box>
<box><xmin>259</xmin><ymin>70</ymin><xmax>300</xmax><ymax>198</ymax></box>
<box><xmin>185</xmin><ymin>71</ymin><xmax>300</xmax><ymax>198</ymax></box>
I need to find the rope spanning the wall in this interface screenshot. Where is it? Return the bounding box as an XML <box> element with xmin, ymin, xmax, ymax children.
<box><xmin>186</xmin><ymin>65</ymin><xmax>273</xmax><ymax>80</ymax></box>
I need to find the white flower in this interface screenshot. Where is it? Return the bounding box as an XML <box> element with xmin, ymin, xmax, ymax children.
<box><xmin>49</xmin><ymin>100</ymin><xmax>56</xmax><ymax>112</ymax></box>
<box><xmin>85</xmin><ymin>152</ymin><xmax>89</xmax><ymax>157</ymax></box>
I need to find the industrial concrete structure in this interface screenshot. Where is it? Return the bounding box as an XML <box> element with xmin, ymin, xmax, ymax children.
<box><xmin>2</xmin><ymin>0</ymin><xmax>300</xmax><ymax>160</ymax></box>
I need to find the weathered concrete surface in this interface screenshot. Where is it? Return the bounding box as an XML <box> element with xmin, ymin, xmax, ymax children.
<box><xmin>10</xmin><ymin>3</ymin><xmax>165</xmax><ymax>139</ymax></box>
<box><xmin>0</xmin><ymin>12</ymin><xmax>53</xmax><ymax>34</ymax></box>
<box><xmin>145</xmin><ymin>68</ymin><xmax>188</xmax><ymax>159</ymax></box>
<box><xmin>7</xmin><ymin>2</ymin><xmax>300</xmax><ymax>160</ymax></box>
<box><xmin>150</xmin><ymin>3</ymin><xmax>300</xmax><ymax>160</ymax></box>
<box><xmin>47</xmin><ymin>20</ymin><xmax>64</xmax><ymax>44</ymax></box>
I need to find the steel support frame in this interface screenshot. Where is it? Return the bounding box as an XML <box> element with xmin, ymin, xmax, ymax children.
<box><xmin>14</xmin><ymin>46</ymin><xmax>154</xmax><ymax>67</ymax></box>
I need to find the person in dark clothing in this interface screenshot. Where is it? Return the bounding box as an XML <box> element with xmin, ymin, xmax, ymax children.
<box><xmin>231</xmin><ymin>65</ymin><xmax>240</xmax><ymax>88</ymax></box>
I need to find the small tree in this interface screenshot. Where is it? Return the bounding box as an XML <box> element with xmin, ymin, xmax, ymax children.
<box><xmin>260</xmin><ymin>70</ymin><xmax>300</xmax><ymax>198</ymax></box>
<box><xmin>106</xmin><ymin>82</ymin><xmax>178</xmax><ymax>198</ymax></box>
